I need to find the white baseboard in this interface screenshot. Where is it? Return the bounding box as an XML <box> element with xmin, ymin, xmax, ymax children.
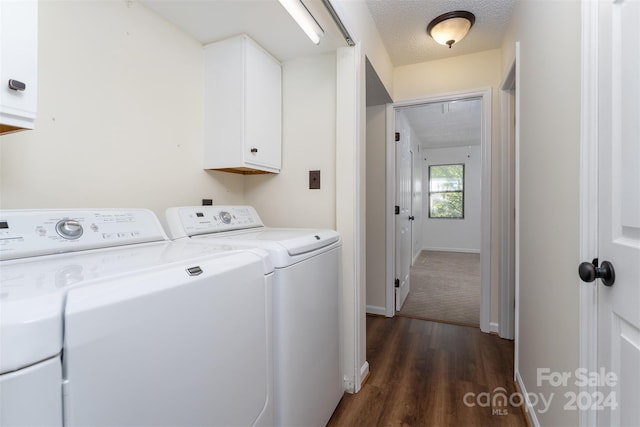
<box><xmin>359</xmin><ymin>361</ymin><xmax>370</xmax><ymax>386</ymax></box>
<box><xmin>412</xmin><ymin>251</ymin><xmax>420</xmax><ymax>266</ymax></box>
<box><xmin>366</xmin><ymin>305</ymin><xmax>386</xmax><ymax>316</ymax></box>
<box><xmin>490</xmin><ymin>322</ymin><xmax>499</xmax><ymax>334</ymax></box>
<box><xmin>515</xmin><ymin>371</ymin><xmax>540</xmax><ymax>427</ymax></box>
<box><xmin>422</xmin><ymin>247</ymin><xmax>481</xmax><ymax>254</ymax></box>
<box><xmin>345</xmin><ymin>361</ymin><xmax>370</xmax><ymax>394</ymax></box>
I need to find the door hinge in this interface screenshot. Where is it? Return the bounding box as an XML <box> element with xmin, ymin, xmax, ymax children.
<box><xmin>395</xmin><ymin>278</ymin><xmax>400</xmax><ymax>287</ymax></box>
<box><xmin>395</xmin><ymin>205</ymin><xmax>400</xmax><ymax>215</ymax></box>
<box><xmin>395</xmin><ymin>132</ymin><xmax>400</xmax><ymax>142</ymax></box>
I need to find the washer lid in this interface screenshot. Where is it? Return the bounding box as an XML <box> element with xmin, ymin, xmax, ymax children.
<box><xmin>196</xmin><ymin>228</ymin><xmax>341</xmax><ymax>267</ymax></box>
<box><xmin>0</xmin><ymin>239</ymin><xmax>267</xmax><ymax>374</ymax></box>
<box><xmin>239</xmin><ymin>229</ymin><xmax>340</xmax><ymax>255</ymax></box>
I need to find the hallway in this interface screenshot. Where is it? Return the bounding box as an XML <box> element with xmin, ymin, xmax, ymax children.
<box><xmin>328</xmin><ymin>316</ymin><xmax>526</xmax><ymax>426</ymax></box>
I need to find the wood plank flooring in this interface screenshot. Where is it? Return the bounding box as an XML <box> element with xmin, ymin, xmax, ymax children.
<box><xmin>327</xmin><ymin>316</ymin><xmax>528</xmax><ymax>427</ymax></box>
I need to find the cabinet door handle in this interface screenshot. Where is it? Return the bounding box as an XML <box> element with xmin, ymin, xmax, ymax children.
<box><xmin>250</xmin><ymin>148</ymin><xmax>258</xmax><ymax>153</ymax></box>
<box><xmin>8</xmin><ymin>79</ymin><xmax>26</xmax><ymax>91</ymax></box>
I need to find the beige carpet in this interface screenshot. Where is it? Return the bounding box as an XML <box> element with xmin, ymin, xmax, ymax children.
<box><xmin>398</xmin><ymin>250</ymin><xmax>480</xmax><ymax>327</ymax></box>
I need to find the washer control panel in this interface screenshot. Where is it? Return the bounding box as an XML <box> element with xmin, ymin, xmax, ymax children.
<box><xmin>166</xmin><ymin>206</ymin><xmax>264</xmax><ymax>239</ymax></box>
<box><xmin>0</xmin><ymin>209</ymin><xmax>168</xmax><ymax>260</ymax></box>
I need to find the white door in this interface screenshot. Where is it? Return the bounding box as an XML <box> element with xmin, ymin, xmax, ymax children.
<box><xmin>395</xmin><ymin>113</ymin><xmax>412</xmax><ymax>311</ymax></box>
<box><xmin>590</xmin><ymin>1</ymin><xmax>640</xmax><ymax>424</ymax></box>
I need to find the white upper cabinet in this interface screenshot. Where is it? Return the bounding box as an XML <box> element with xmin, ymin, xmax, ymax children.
<box><xmin>204</xmin><ymin>34</ymin><xmax>282</xmax><ymax>174</ymax></box>
<box><xmin>0</xmin><ymin>0</ymin><xmax>37</xmax><ymax>135</ymax></box>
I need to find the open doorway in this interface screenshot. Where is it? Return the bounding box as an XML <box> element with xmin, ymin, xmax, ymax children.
<box><xmin>395</xmin><ymin>98</ymin><xmax>483</xmax><ymax>327</ymax></box>
<box><xmin>388</xmin><ymin>90</ymin><xmax>492</xmax><ymax>333</ymax></box>
<box><xmin>364</xmin><ymin>59</ymin><xmax>393</xmax><ymax>318</ymax></box>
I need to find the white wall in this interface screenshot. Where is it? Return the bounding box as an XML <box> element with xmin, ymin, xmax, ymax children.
<box><xmin>244</xmin><ymin>54</ymin><xmax>336</xmax><ymax>230</ymax></box>
<box><xmin>393</xmin><ymin>49</ymin><xmax>502</xmax><ymax>324</ymax></box>
<box><xmin>422</xmin><ymin>146</ymin><xmax>481</xmax><ymax>253</ymax></box>
<box><xmin>501</xmin><ymin>1</ymin><xmax>581</xmax><ymax>425</ymax></box>
<box><xmin>0</xmin><ymin>2</ymin><xmax>338</xmax><ymax>234</ymax></box>
<box><xmin>365</xmin><ymin>105</ymin><xmax>386</xmax><ymax>313</ymax></box>
<box><xmin>0</xmin><ymin>0</ymin><xmax>244</xmax><ymax>227</ymax></box>
<box><xmin>332</xmin><ymin>0</ymin><xmax>394</xmax><ymax>98</ymax></box>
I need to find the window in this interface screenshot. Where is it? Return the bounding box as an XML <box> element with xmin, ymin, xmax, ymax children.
<box><xmin>428</xmin><ymin>164</ymin><xmax>464</xmax><ymax>219</ymax></box>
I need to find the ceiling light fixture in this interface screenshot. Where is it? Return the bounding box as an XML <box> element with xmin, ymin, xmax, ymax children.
<box><xmin>427</xmin><ymin>11</ymin><xmax>475</xmax><ymax>49</ymax></box>
<box><xmin>278</xmin><ymin>0</ymin><xmax>324</xmax><ymax>45</ymax></box>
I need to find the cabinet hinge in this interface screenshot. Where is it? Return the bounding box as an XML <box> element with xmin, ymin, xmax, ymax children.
<box><xmin>395</xmin><ymin>278</ymin><xmax>400</xmax><ymax>287</ymax></box>
<box><xmin>395</xmin><ymin>132</ymin><xmax>400</xmax><ymax>142</ymax></box>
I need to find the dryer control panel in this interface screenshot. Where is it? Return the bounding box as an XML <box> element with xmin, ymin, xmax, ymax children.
<box><xmin>0</xmin><ymin>209</ymin><xmax>168</xmax><ymax>260</ymax></box>
<box><xmin>165</xmin><ymin>206</ymin><xmax>264</xmax><ymax>239</ymax></box>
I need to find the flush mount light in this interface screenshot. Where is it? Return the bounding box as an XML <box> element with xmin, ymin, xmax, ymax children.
<box><xmin>278</xmin><ymin>0</ymin><xmax>324</xmax><ymax>45</ymax></box>
<box><xmin>427</xmin><ymin>11</ymin><xmax>475</xmax><ymax>48</ymax></box>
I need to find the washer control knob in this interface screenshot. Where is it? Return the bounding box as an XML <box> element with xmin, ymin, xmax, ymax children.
<box><xmin>55</xmin><ymin>219</ymin><xmax>83</xmax><ymax>240</ymax></box>
<box><xmin>219</xmin><ymin>211</ymin><xmax>232</xmax><ymax>224</ymax></box>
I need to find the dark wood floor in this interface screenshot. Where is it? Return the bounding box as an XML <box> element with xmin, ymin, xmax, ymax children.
<box><xmin>327</xmin><ymin>316</ymin><xmax>528</xmax><ymax>427</ymax></box>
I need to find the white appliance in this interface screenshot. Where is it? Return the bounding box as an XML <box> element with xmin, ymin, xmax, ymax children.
<box><xmin>166</xmin><ymin>205</ymin><xmax>343</xmax><ymax>427</ymax></box>
<box><xmin>0</xmin><ymin>209</ymin><xmax>274</xmax><ymax>427</ymax></box>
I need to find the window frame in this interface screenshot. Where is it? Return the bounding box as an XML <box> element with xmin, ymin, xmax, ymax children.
<box><xmin>427</xmin><ymin>163</ymin><xmax>465</xmax><ymax>219</ymax></box>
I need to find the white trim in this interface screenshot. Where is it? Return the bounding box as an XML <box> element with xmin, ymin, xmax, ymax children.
<box><xmin>335</xmin><ymin>44</ymin><xmax>364</xmax><ymax>394</ymax></box>
<box><xmin>516</xmin><ymin>371</ymin><xmax>541</xmax><ymax>427</ymax></box>
<box><xmin>489</xmin><ymin>322</ymin><xmax>499</xmax><ymax>334</ymax></box>
<box><xmin>479</xmin><ymin>89</ymin><xmax>492</xmax><ymax>334</ymax></box>
<box><xmin>391</xmin><ymin>89</ymin><xmax>487</xmax><ymax>107</ymax></box>
<box><xmin>385</xmin><ymin>103</ymin><xmax>396</xmax><ymax>318</ymax></box>
<box><xmin>365</xmin><ymin>305</ymin><xmax>386</xmax><ymax>316</ymax></box>
<box><xmin>513</xmin><ymin>42</ymin><xmax>522</xmax><ymax>380</ymax></box>
<box><xmin>421</xmin><ymin>247</ymin><xmax>480</xmax><ymax>254</ymax></box>
<box><xmin>386</xmin><ymin>88</ymin><xmax>492</xmax><ymax>335</ymax></box>
<box><xmin>353</xmin><ymin>42</ymin><xmax>365</xmax><ymax>395</ymax></box>
<box><xmin>499</xmin><ymin>55</ymin><xmax>517</xmax><ymax>340</ymax></box>
<box><xmin>359</xmin><ymin>361</ymin><xmax>370</xmax><ymax>384</ymax></box>
<box><xmin>412</xmin><ymin>251</ymin><xmax>420</xmax><ymax>265</ymax></box>
<box><xmin>579</xmin><ymin>2</ymin><xmax>599</xmax><ymax>426</ymax></box>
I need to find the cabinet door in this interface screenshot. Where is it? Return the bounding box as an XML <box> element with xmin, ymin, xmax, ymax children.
<box><xmin>244</xmin><ymin>41</ymin><xmax>282</xmax><ymax>170</ymax></box>
<box><xmin>0</xmin><ymin>0</ymin><xmax>37</xmax><ymax>131</ymax></box>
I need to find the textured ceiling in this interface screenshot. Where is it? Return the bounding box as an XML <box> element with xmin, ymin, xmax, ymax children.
<box><xmin>364</xmin><ymin>0</ymin><xmax>515</xmax><ymax>66</ymax></box>
<box><xmin>400</xmin><ymin>98</ymin><xmax>482</xmax><ymax>148</ymax></box>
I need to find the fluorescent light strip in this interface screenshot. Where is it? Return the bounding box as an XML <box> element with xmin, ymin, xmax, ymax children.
<box><xmin>278</xmin><ymin>0</ymin><xmax>324</xmax><ymax>45</ymax></box>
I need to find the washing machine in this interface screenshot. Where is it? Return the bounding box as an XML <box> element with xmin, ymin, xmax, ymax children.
<box><xmin>0</xmin><ymin>209</ymin><xmax>274</xmax><ymax>427</ymax></box>
<box><xmin>166</xmin><ymin>205</ymin><xmax>343</xmax><ymax>427</ymax></box>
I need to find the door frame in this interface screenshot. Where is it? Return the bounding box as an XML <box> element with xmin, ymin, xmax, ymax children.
<box><xmin>579</xmin><ymin>1</ymin><xmax>599</xmax><ymax>425</ymax></box>
<box><xmin>499</xmin><ymin>47</ymin><xmax>519</xmax><ymax>341</ymax></box>
<box><xmin>385</xmin><ymin>88</ymin><xmax>492</xmax><ymax>333</ymax></box>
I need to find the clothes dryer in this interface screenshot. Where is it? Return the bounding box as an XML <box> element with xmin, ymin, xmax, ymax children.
<box><xmin>0</xmin><ymin>209</ymin><xmax>273</xmax><ymax>427</ymax></box>
<box><xmin>166</xmin><ymin>205</ymin><xmax>343</xmax><ymax>427</ymax></box>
